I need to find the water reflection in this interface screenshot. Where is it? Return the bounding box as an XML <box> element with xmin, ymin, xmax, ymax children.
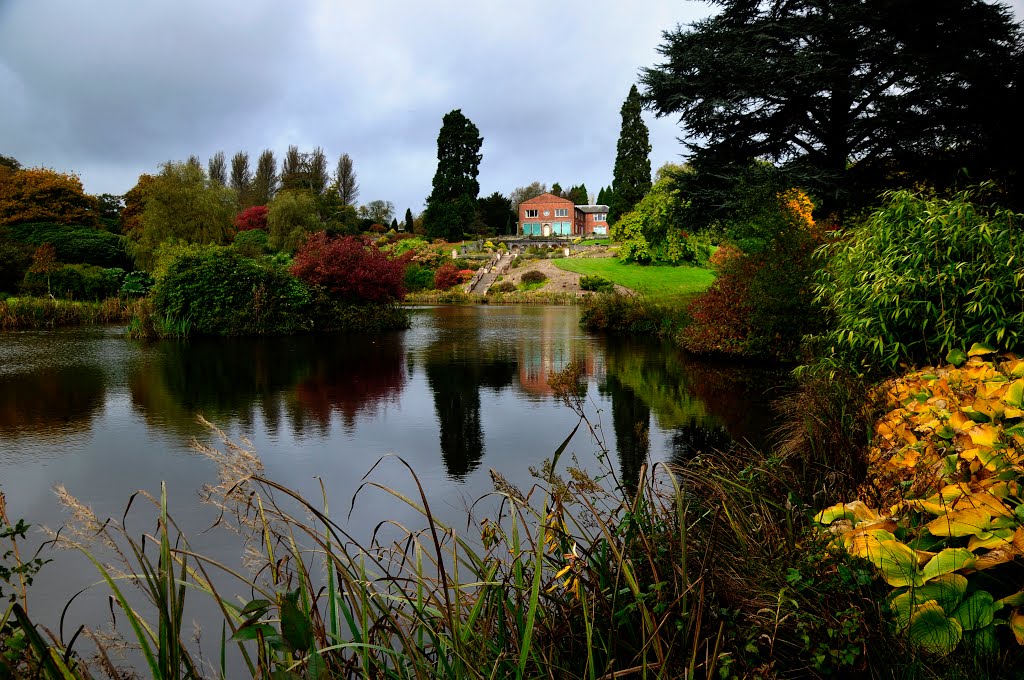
<box><xmin>0</xmin><ymin>365</ymin><xmax>105</xmax><ymax>439</ymax></box>
<box><xmin>129</xmin><ymin>334</ymin><xmax>407</xmax><ymax>438</ymax></box>
<box><xmin>423</xmin><ymin>323</ymin><xmax>517</xmax><ymax>478</ymax></box>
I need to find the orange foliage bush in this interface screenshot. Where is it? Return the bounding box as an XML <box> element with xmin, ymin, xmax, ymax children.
<box><xmin>0</xmin><ymin>168</ymin><xmax>98</xmax><ymax>226</ymax></box>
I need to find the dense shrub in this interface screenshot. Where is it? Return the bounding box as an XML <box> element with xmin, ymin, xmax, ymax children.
<box><xmin>579</xmin><ymin>275</ymin><xmax>615</xmax><ymax>293</ymax></box>
<box><xmin>8</xmin><ymin>222</ymin><xmax>130</xmax><ymax>268</ymax></box>
<box><xmin>680</xmin><ymin>189</ymin><xmax>823</xmax><ymax>361</ymax></box>
<box><xmin>0</xmin><ymin>234</ymin><xmax>32</xmax><ymax>293</ymax></box>
<box><xmin>489</xmin><ymin>280</ymin><xmax>517</xmax><ymax>294</ymax></box>
<box><xmin>403</xmin><ymin>263</ymin><xmax>436</xmax><ymax>292</ymax></box>
<box><xmin>814</xmin><ymin>186</ymin><xmax>1024</xmax><ymax>375</ymax></box>
<box><xmin>22</xmin><ymin>264</ymin><xmax>124</xmax><ymax>300</ymax></box>
<box><xmin>154</xmin><ymin>247</ymin><xmax>312</xmax><ymax>336</ymax></box>
<box><xmin>291</xmin><ymin>232</ymin><xmax>407</xmax><ymax>304</ymax></box>
<box><xmin>520</xmin><ymin>269</ymin><xmax>548</xmax><ymax>285</ymax></box>
<box><xmin>580</xmin><ymin>293</ymin><xmax>685</xmax><ymax>335</ymax></box>
<box><xmin>433</xmin><ymin>263</ymin><xmax>463</xmax><ymax>291</ymax></box>
<box><xmin>234</xmin><ymin>205</ymin><xmax>269</xmax><ymax>232</ymax></box>
<box><xmin>232</xmin><ymin>229</ymin><xmax>272</xmax><ymax>258</ymax></box>
<box><xmin>268</xmin><ymin>190</ymin><xmax>320</xmax><ymax>253</ymax></box>
<box><xmin>119</xmin><ymin>270</ymin><xmax>154</xmax><ymax>297</ymax></box>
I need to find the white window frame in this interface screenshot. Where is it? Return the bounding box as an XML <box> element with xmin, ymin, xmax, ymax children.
<box><xmin>554</xmin><ymin>208</ymin><xmax>568</xmax><ymax>217</ymax></box>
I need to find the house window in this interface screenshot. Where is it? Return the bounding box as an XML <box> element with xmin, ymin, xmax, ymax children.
<box><xmin>593</xmin><ymin>213</ymin><xmax>607</xmax><ymax>222</ymax></box>
<box><xmin>524</xmin><ymin>209</ymin><xmax>538</xmax><ymax>218</ymax></box>
<box><xmin>554</xmin><ymin>208</ymin><xmax>568</xmax><ymax>217</ymax></box>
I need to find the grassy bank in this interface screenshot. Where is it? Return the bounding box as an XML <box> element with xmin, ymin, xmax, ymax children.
<box><xmin>0</xmin><ymin>296</ymin><xmax>136</xmax><ymax>330</ymax></box>
<box><xmin>554</xmin><ymin>258</ymin><xmax>714</xmax><ymax>301</ymax></box>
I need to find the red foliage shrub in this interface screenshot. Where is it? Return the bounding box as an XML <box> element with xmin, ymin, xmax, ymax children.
<box><xmin>679</xmin><ymin>254</ymin><xmax>758</xmax><ymax>356</ymax></box>
<box><xmin>708</xmin><ymin>243</ymin><xmax>742</xmax><ymax>271</ymax></box>
<box><xmin>291</xmin><ymin>232</ymin><xmax>408</xmax><ymax>304</ymax></box>
<box><xmin>234</xmin><ymin>205</ymin><xmax>269</xmax><ymax>232</ymax></box>
<box><xmin>458</xmin><ymin>269</ymin><xmax>474</xmax><ymax>282</ymax></box>
<box><xmin>433</xmin><ymin>263</ymin><xmax>462</xmax><ymax>290</ymax></box>
<box><xmin>369</xmin><ymin>223</ymin><xmax>387</xmax><ymax>233</ymax></box>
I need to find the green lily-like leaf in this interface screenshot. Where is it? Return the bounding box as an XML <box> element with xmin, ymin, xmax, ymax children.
<box><xmin>964</xmin><ymin>624</ymin><xmax>999</xmax><ymax>657</ymax></box>
<box><xmin>996</xmin><ymin>590</ymin><xmax>1024</xmax><ymax>609</ymax></box>
<box><xmin>872</xmin><ymin>539</ymin><xmax>921</xmax><ymax>588</ymax></box>
<box><xmin>968</xmin><ymin>342</ymin><xmax>998</xmax><ymax>357</ymax></box>
<box><xmin>920</xmin><ymin>548</ymin><xmax>976</xmax><ymax>583</ymax></box>
<box><xmin>909</xmin><ymin>573</ymin><xmax>968</xmax><ymax>614</ymax></box>
<box><xmin>946</xmin><ymin>348</ymin><xmax>968</xmax><ymax>366</ymax></box>
<box><xmin>1003</xmin><ymin>379</ymin><xmax>1024</xmax><ymax>409</ymax></box>
<box><xmin>951</xmin><ymin>590</ymin><xmax>995</xmax><ymax>631</ymax></box>
<box><xmin>908</xmin><ymin>601</ymin><xmax>963</xmax><ymax>655</ymax></box>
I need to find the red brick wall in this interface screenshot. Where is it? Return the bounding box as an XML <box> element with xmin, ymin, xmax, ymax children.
<box><xmin>520</xmin><ymin>193</ymin><xmax>576</xmax><ymax>235</ymax></box>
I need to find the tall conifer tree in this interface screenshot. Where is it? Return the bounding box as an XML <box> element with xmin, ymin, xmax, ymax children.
<box><xmin>423</xmin><ymin>109</ymin><xmax>483</xmax><ymax>242</ymax></box>
<box><xmin>609</xmin><ymin>85</ymin><xmax>652</xmax><ymax>224</ymax></box>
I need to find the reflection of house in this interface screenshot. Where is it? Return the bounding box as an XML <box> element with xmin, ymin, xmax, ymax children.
<box><xmin>518</xmin><ymin>193</ymin><xmax>609</xmax><ymax>237</ymax></box>
<box><xmin>517</xmin><ymin>311</ymin><xmax>602</xmax><ymax>397</ymax></box>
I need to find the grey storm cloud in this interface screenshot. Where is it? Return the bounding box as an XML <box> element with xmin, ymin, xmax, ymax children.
<box><xmin>3</xmin><ymin>0</ymin><xmax>1022</xmax><ymax>213</ymax></box>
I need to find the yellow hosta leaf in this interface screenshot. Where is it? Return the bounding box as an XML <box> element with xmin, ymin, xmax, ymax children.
<box><xmin>926</xmin><ymin>507</ymin><xmax>991</xmax><ymax>538</ymax></box>
<box><xmin>920</xmin><ymin>547</ymin><xmax>976</xmax><ymax>583</ymax></box>
<box><xmin>949</xmin><ymin>411</ymin><xmax>973</xmax><ymax>431</ymax></box>
<box><xmin>952</xmin><ymin>492</ymin><xmax>1015</xmax><ymax>517</ymax></box>
<box><xmin>1007</xmin><ymin>359</ymin><xmax>1024</xmax><ymax>378</ymax></box>
<box><xmin>814</xmin><ymin>500</ymin><xmax>881</xmax><ymax>525</ymax></box>
<box><xmin>1004</xmin><ymin>379</ymin><xmax>1024</xmax><ymax>409</ymax></box>
<box><xmin>1012</xmin><ymin>610</ymin><xmax>1024</xmax><ymax>646</ymax></box>
<box><xmin>969</xmin><ymin>424</ymin><xmax>1000</xmax><ymax>448</ymax></box>
<box><xmin>968</xmin><ymin>343</ymin><xmax>998</xmax><ymax>357</ymax></box>
<box><xmin>1004</xmin><ymin>407</ymin><xmax>1024</xmax><ymax>419</ymax></box>
<box><xmin>974</xmin><ymin>547</ymin><xmax>1019</xmax><ymax>571</ymax></box>
<box><xmin>967</xmin><ymin>528</ymin><xmax>1015</xmax><ymax>551</ymax></box>
<box><xmin>890</xmin><ymin>448</ymin><xmax>921</xmax><ymax>468</ymax></box>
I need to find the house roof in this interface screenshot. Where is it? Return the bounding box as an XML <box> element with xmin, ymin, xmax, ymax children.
<box><xmin>575</xmin><ymin>205</ymin><xmax>609</xmax><ymax>213</ymax></box>
<box><xmin>520</xmin><ymin>192</ymin><xmax>573</xmax><ymax>205</ymax></box>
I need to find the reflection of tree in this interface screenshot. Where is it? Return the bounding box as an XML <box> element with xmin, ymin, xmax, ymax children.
<box><xmin>0</xmin><ymin>366</ymin><xmax>105</xmax><ymax>439</ymax></box>
<box><xmin>601</xmin><ymin>374</ymin><xmax>650</xmax><ymax>490</ymax></box>
<box><xmin>601</xmin><ymin>336</ymin><xmax>787</xmax><ymax>467</ymax></box>
<box><xmin>423</xmin><ymin>332</ymin><xmax>517</xmax><ymax>479</ymax></box>
<box><xmin>130</xmin><ymin>333</ymin><xmax>406</xmax><ymax>437</ymax></box>
<box><xmin>294</xmin><ymin>334</ymin><xmax>405</xmax><ymax>430</ymax></box>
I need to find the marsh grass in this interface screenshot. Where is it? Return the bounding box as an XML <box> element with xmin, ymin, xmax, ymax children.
<box><xmin>0</xmin><ymin>296</ymin><xmax>135</xmax><ymax>330</ymax></box>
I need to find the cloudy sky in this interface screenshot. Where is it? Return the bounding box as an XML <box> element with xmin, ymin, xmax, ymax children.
<box><xmin>2</xmin><ymin>0</ymin><xmax>1022</xmax><ymax>214</ymax></box>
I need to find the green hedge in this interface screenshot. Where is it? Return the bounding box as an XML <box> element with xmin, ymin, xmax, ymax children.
<box><xmin>9</xmin><ymin>222</ymin><xmax>130</xmax><ymax>269</ymax></box>
<box><xmin>22</xmin><ymin>264</ymin><xmax>124</xmax><ymax>300</ymax></box>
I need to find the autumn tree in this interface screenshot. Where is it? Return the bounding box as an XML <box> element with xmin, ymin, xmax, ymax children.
<box><xmin>0</xmin><ymin>167</ymin><xmax>98</xmax><ymax>226</ymax></box>
<box><xmin>642</xmin><ymin>0</ymin><xmax>1024</xmax><ymax>216</ymax></box>
<box><xmin>609</xmin><ymin>85</ymin><xmax>652</xmax><ymax>224</ymax></box>
<box><xmin>308</xmin><ymin>147</ymin><xmax>328</xmax><ymax>195</ymax></box>
<box><xmin>121</xmin><ymin>174</ymin><xmax>156</xmax><ymax>238</ymax></box>
<box><xmin>423</xmin><ymin>109</ymin><xmax>483</xmax><ymax>242</ymax></box>
<box><xmin>234</xmin><ymin>205</ymin><xmax>269</xmax><ymax>232</ymax></box>
<box><xmin>208</xmin><ymin>151</ymin><xmax>227</xmax><ymax>186</ymax></box>
<box><xmin>129</xmin><ymin>161</ymin><xmax>236</xmax><ymax>269</ymax></box>
<box><xmin>333</xmin><ymin>153</ymin><xmax>359</xmax><ymax>206</ymax></box>
<box><xmin>28</xmin><ymin>242</ymin><xmax>59</xmax><ymax>294</ymax></box>
<box><xmin>251</xmin><ymin>149</ymin><xmax>278</xmax><ymax>205</ymax></box>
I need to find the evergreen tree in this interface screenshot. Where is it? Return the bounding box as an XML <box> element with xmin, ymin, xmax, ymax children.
<box><xmin>404</xmin><ymin>208</ymin><xmax>414</xmax><ymax>232</ymax></box>
<box><xmin>551</xmin><ymin>182</ymin><xmax>563</xmax><ymax>198</ymax></box>
<box><xmin>390</xmin><ymin>217</ymin><xmax>399</xmax><ymax>231</ymax></box>
<box><xmin>477</xmin><ymin>191</ymin><xmax>515</xmax><ymax>234</ymax></box>
<box><xmin>642</xmin><ymin>0</ymin><xmax>1024</xmax><ymax>216</ymax></box>
<box><xmin>596</xmin><ymin>186</ymin><xmax>612</xmax><ymax>207</ymax></box>
<box><xmin>610</xmin><ymin>85</ymin><xmax>652</xmax><ymax>224</ymax></box>
<box><xmin>568</xmin><ymin>183</ymin><xmax>589</xmax><ymax>205</ymax></box>
<box><xmin>423</xmin><ymin>109</ymin><xmax>483</xmax><ymax>242</ymax></box>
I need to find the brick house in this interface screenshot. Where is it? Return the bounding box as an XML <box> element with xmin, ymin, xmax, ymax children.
<box><xmin>518</xmin><ymin>193</ymin><xmax>609</xmax><ymax>237</ymax></box>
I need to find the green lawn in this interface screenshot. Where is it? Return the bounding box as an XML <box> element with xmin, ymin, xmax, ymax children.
<box><xmin>555</xmin><ymin>257</ymin><xmax>715</xmax><ymax>300</ymax></box>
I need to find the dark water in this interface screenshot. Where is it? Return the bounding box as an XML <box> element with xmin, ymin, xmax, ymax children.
<box><xmin>0</xmin><ymin>305</ymin><xmax>787</xmax><ymax>634</ymax></box>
